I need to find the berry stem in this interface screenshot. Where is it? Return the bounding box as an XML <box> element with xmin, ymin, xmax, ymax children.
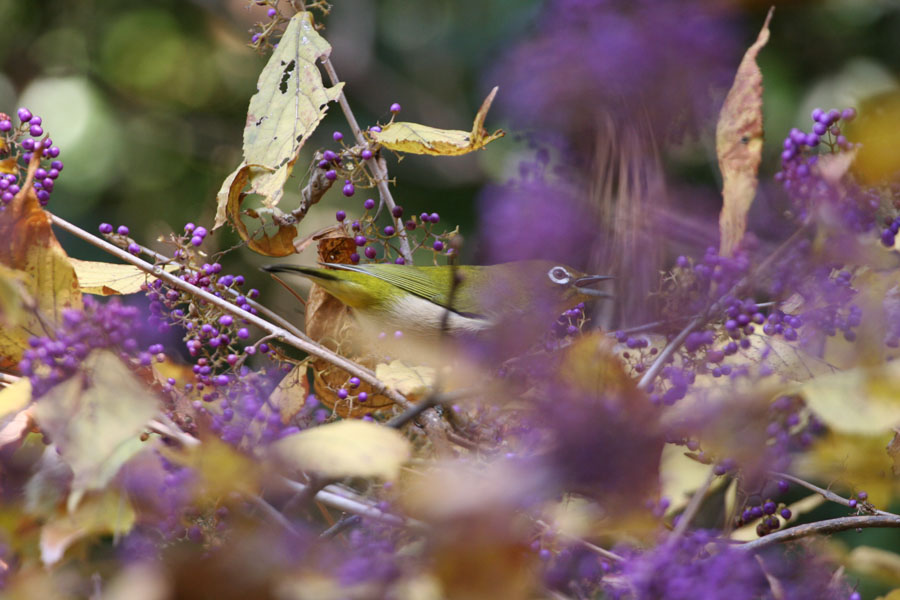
<box><xmin>319</xmin><ymin>56</ymin><xmax>414</xmax><ymax>264</ymax></box>
<box><xmin>739</xmin><ymin>514</ymin><xmax>900</xmax><ymax>552</ymax></box>
<box><xmin>771</xmin><ymin>471</ymin><xmax>891</xmax><ymax>516</ymax></box>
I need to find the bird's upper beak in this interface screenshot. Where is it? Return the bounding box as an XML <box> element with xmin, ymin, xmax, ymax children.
<box><xmin>573</xmin><ymin>274</ymin><xmax>614</xmax><ymax>298</ymax></box>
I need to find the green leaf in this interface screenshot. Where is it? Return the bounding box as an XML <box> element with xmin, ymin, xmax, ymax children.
<box><xmin>31</xmin><ymin>351</ymin><xmax>159</xmax><ymax>511</ymax></box>
<box><xmin>273</xmin><ymin>420</ymin><xmax>411</xmax><ymax>480</ymax></box>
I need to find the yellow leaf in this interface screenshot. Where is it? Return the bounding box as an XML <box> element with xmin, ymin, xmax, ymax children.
<box><xmin>270</xmin><ymin>364</ymin><xmax>310</xmax><ymax>424</ymax></box>
<box><xmin>273</xmin><ymin>420</ymin><xmax>411</xmax><ymax>480</ymax></box>
<box><xmin>31</xmin><ymin>351</ymin><xmax>159</xmax><ymax>511</ymax></box>
<box><xmin>375</xmin><ymin>360</ymin><xmax>435</xmax><ymax>400</ymax></box>
<box><xmin>169</xmin><ymin>435</ymin><xmax>261</xmax><ymax>500</ymax></box>
<box><xmin>716</xmin><ymin>8</ymin><xmax>772</xmax><ymax>257</ymax></box>
<box><xmin>0</xmin><ymin>377</ymin><xmax>32</xmax><ymax>451</ymax></box>
<box><xmin>0</xmin><ymin>264</ymin><xmax>28</xmax><ymax>327</ymax></box>
<box><xmin>0</xmin><ymin>183</ymin><xmax>82</xmax><ymax>368</ymax></box>
<box><xmin>68</xmin><ymin>258</ymin><xmax>179</xmax><ymax>295</ymax></box>
<box><xmin>215</xmin><ymin>11</ymin><xmax>343</xmax><ymax>243</ymax></box>
<box><xmin>40</xmin><ymin>489</ymin><xmax>135</xmax><ymax>565</ymax></box>
<box><xmin>845</xmin><ymin>546</ymin><xmax>900</xmax><ymax>586</ymax></box>
<box><xmin>800</xmin><ymin>361</ymin><xmax>900</xmax><ymax>435</ymax></box>
<box><xmin>877</xmin><ymin>590</ymin><xmax>900</xmax><ymax>600</ymax></box>
<box><xmin>370</xmin><ymin>87</ymin><xmax>504</xmax><ymax>156</ymax></box>
<box><xmin>794</xmin><ymin>431</ymin><xmax>897</xmax><ymax>507</ymax></box>
<box><xmin>659</xmin><ymin>444</ymin><xmax>715</xmax><ymax>516</ymax></box>
<box><xmin>850</xmin><ymin>90</ymin><xmax>900</xmax><ymax>185</ymax></box>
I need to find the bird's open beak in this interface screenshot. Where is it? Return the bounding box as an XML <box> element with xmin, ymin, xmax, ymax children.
<box><xmin>574</xmin><ymin>274</ymin><xmax>614</xmax><ymax>298</ymax></box>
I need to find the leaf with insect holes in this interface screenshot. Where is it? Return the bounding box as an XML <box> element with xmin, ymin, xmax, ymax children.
<box><xmin>716</xmin><ymin>8</ymin><xmax>772</xmax><ymax>257</ymax></box>
<box><xmin>31</xmin><ymin>351</ymin><xmax>159</xmax><ymax>511</ymax></box>
<box><xmin>370</xmin><ymin>87</ymin><xmax>504</xmax><ymax>156</ymax></box>
<box><xmin>273</xmin><ymin>419</ymin><xmax>411</xmax><ymax>480</ymax></box>
<box><xmin>0</xmin><ymin>182</ymin><xmax>82</xmax><ymax>368</ymax></box>
<box><xmin>215</xmin><ymin>11</ymin><xmax>343</xmax><ymax>253</ymax></box>
<box><xmin>68</xmin><ymin>258</ymin><xmax>179</xmax><ymax>295</ymax></box>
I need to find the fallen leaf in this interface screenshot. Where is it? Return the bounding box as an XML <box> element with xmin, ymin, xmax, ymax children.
<box><xmin>40</xmin><ymin>489</ymin><xmax>135</xmax><ymax>565</ymax></box>
<box><xmin>30</xmin><ymin>351</ymin><xmax>159</xmax><ymax>510</ymax></box>
<box><xmin>370</xmin><ymin>87</ymin><xmax>504</xmax><ymax>156</ymax></box>
<box><xmin>68</xmin><ymin>258</ymin><xmax>179</xmax><ymax>295</ymax></box>
<box><xmin>273</xmin><ymin>419</ymin><xmax>411</xmax><ymax>480</ymax></box>
<box><xmin>716</xmin><ymin>8</ymin><xmax>773</xmax><ymax>257</ymax></box>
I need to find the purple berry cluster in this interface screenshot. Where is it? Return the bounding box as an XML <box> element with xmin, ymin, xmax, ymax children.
<box><xmin>335</xmin><ymin>196</ymin><xmax>454</xmax><ymax>265</ymax></box>
<box><xmin>19</xmin><ymin>296</ymin><xmax>159</xmax><ymax>397</ymax></box>
<box><xmin>98</xmin><ymin>222</ymin><xmax>144</xmax><ymax>255</ymax></box>
<box><xmin>766</xmin><ymin>395</ymin><xmax>823</xmax><ymax>467</ymax></box>
<box><xmin>0</xmin><ymin>108</ymin><xmax>63</xmax><ymax>207</ymax></box>
<box><xmin>554</xmin><ymin>302</ymin><xmax>587</xmax><ymax>338</ymax></box>
<box><xmin>736</xmin><ymin>496</ymin><xmax>793</xmax><ymax>536</ymax></box>
<box><xmin>249</xmin><ymin>0</ymin><xmax>285</xmax><ymax>47</ymax></box>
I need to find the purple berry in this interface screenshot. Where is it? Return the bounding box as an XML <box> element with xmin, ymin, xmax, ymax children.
<box><xmin>332</xmin><ymin>131</ymin><xmax>343</xmax><ymax>142</ymax></box>
<box><xmin>191</xmin><ymin>236</ymin><xmax>203</xmax><ymax>247</ymax></box>
<box><xmin>29</xmin><ymin>125</ymin><xmax>43</xmax><ymax>137</ymax></box>
<box><xmin>127</xmin><ymin>242</ymin><xmax>141</xmax><ymax>255</ymax></box>
<box><xmin>21</xmin><ymin>138</ymin><xmax>35</xmax><ymax>151</ymax></box>
<box><xmin>336</xmin><ymin>210</ymin><xmax>346</xmax><ymax>222</ymax></box>
<box><xmin>392</xmin><ymin>206</ymin><xmax>403</xmax><ymax>218</ymax></box>
<box><xmin>849</xmin><ymin>499</ymin><xmax>857</xmax><ymax>508</ymax></box>
<box><xmin>384</xmin><ymin>225</ymin><xmax>395</xmax><ymax>236</ymax></box>
<box><xmin>117</xmin><ymin>225</ymin><xmax>129</xmax><ymax>235</ymax></box>
<box><xmin>394</xmin><ymin>257</ymin><xmax>405</xmax><ymax>265</ymax></box>
<box><xmin>390</xmin><ymin>103</ymin><xmax>401</xmax><ymax>113</ymax></box>
<box><xmin>342</xmin><ymin>181</ymin><xmax>355</xmax><ymax>196</ymax></box>
<box><xmin>361</xmin><ymin>149</ymin><xmax>373</xmax><ymax>160</ymax></box>
<box><xmin>349</xmin><ymin>377</ymin><xmax>360</xmax><ymax>387</ymax></box>
<box><xmin>364</xmin><ymin>198</ymin><xmax>375</xmax><ymax>210</ymax></box>
<box><xmin>17</xmin><ymin>107</ymin><xmax>32</xmax><ymax>122</ymax></box>
<box><xmin>219</xmin><ymin>315</ymin><xmax>234</xmax><ymax>326</ymax></box>
<box><xmin>842</xmin><ymin>108</ymin><xmax>857</xmax><ymax>121</ymax></box>
<box><xmin>350</xmin><ymin>252</ymin><xmax>360</xmax><ymax>264</ymax></box>
<box><xmin>433</xmin><ymin>240</ymin><xmax>444</xmax><ymax>251</ymax></box>
<box><xmin>358</xmin><ymin>391</ymin><xmax>368</xmax><ymax>402</ymax></box>
<box><xmin>429</xmin><ymin>212</ymin><xmax>440</xmax><ymax>223</ymax></box>
<box><xmin>780</xmin><ymin>508</ymin><xmax>791</xmax><ymax>520</ymax></box>
<box><xmin>364</xmin><ymin>247</ymin><xmax>376</xmax><ymax>259</ymax></box>
<box><xmin>354</xmin><ymin>235</ymin><xmax>367</xmax><ymax>246</ymax></box>
<box><xmin>325</xmin><ymin>169</ymin><xmax>337</xmax><ymax>181</ymax></box>
<box><xmin>858</xmin><ymin>491</ymin><xmax>868</xmax><ymax>500</ymax></box>
<box><xmin>370</xmin><ymin>126</ymin><xmax>382</xmax><ymax>133</ymax></box>
<box><xmin>194</xmin><ymin>226</ymin><xmax>208</xmax><ymax>238</ymax></box>
<box><xmin>337</xmin><ymin>389</ymin><xmax>348</xmax><ymax>400</ymax></box>
<box><xmin>99</xmin><ymin>223</ymin><xmax>113</xmax><ymax>234</ymax></box>
<box><xmin>0</xmin><ymin>120</ymin><xmax>11</xmax><ymax>132</ymax></box>
<box><xmin>267</xmin><ymin>7</ymin><xmax>277</xmax><ymax>17</ymax></box>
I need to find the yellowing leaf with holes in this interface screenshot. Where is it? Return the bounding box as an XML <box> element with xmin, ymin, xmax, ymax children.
<box><xmin>215</xmin><ymin>11</ymin><xmax>343</xmax><ymax>252</ymax></box>
<box><xmin>31</xmin><ymin>351</ymin><xmax>159</xmax><ymax>511</ymax></box>
<box><xmin>40</xmin><ymin>489</ymin><xmax>135</xmax><ymax>565</ymax></box>
<box><xmin>69</xmin><ymin>258</ymin><xmax>179</xmax><ymax>295</ymax></box>
<box><xmin>800</xmin><ymin>361</ymin><xmax>900</xmax><ymax>435</ymax></box>
<box><xmin>375</xmin><ymin>360</ymin><xmax>435</xmax><ymax>400</ymax></box>
<box><xmin>0</xmin><ymin>182</ymin><xmax>82</xmax><ymax>368</ymax></box>
<box><xmin>716</xmin><ymin>8</ymin><xmax>772</xmax><ymax>257</ymax></box>
<box><xmin>370</xmin><ymin>87</ymin><xmax>504</xmax><ymax>156</ymax></box>
<box><xmin>273</xmin><ymin>419</ymin><xmax>411</xmax><ymax>480</ymax></box>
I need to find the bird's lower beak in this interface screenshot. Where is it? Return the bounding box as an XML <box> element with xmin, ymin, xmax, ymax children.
<box><xmin>574</xmin><ymin>274</ymin><xmax>614</xmax><ymax>298</ymax></box>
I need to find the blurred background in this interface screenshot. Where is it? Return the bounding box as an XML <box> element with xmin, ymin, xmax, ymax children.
<box><xmin>3</xmin><ymin>0</ymin><xmax>900</xmax><ymax>595</ymax></box>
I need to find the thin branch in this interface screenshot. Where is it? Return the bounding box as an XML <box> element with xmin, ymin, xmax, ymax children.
<box><xmin>48</xmin><ymin>213</ymin><xmax>414</xmax><ymax>412</ymax></box>
<box><xmin>740</xmin><ymin>514</ymin><xmax>900</xmax><ymax>552</ymax></box>
<box><xmin>280</xmin><ymin>476</ymin><xmax>420</xmax><ymax>528</ymax></box>
<box><xmin>319</xmin><ymin>514</ymin><xmax>361</xmax><ymax>539</ymax></box>
<box><xmin>386</xmin><ymin>388</ymin><xmax>471</xmax><ymax>429</ymax></box>
<box><xmin>771</xmin><ymin>471</ymin><xmax>892</xmax><ymax>517</ymax></box>
<box><xmin>669</xmin><ymin>468</ymin><xmax>716</xmax><ymax>542</ymax></box>
<box><xmin>147</xmin><ymin>418</ymin><xmax>200</xmax><ymax>447</ymax></box>
<box><xmin>637</xmin><ymin>226</ymin><xmax>810</xmax><ymax>390</ymax></box>
<box><xmin>536</xmin><ymin>519</ymin><xmax>625</xmax><ymax>563</ymax></box>
<box><xmin>319</xmin><ymin>56</ymin><xmax>413</xmax><ymax>264</ymax></box>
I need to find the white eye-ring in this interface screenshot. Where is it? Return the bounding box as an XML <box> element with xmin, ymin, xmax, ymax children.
<box><xmin>548</xmin><ymin>266</ymin><xmax>571</xmax><ymax>285</ymax></box>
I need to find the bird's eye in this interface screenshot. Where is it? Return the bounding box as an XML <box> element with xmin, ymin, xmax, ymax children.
<box><xmin>548</xmin><ymin>266</ymin><xmax>571</xmax><ymax>285</ymax></box>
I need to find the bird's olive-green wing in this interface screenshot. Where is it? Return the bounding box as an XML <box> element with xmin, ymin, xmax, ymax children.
<box><xmin>322</xmin><ymin>263</ymin><xmax>486</xmax><ymax>317</ymax></box>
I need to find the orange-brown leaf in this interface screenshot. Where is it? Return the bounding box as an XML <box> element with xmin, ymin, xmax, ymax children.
<box><xmin>716</xmin><ymin>8</ymin><xmax>773</xmax><ymax>257</ymax></box>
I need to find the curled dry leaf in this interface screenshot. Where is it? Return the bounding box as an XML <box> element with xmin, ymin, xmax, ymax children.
<box><xmin>369</xmin><ymin>87</ymin><xmax>504</xmax><ymax>156</ymax></box>
<box><xmin>214</xmin><ymin>11</ymin><xmax>344</xmax><ymax>255</ymax></box>
<box><xmin>273</xmin><ymin>419</ymin><xmax>411</xmax><ymax>480</ymax></box>
<box><xmin>302</xmin><ymin>231</ymin><xmax>393</xmax><ymax>417</ymax></box>
<box><xmin>69</xmin><ymin>258</ymin><xmax>179</xmax><ymax>295</ymax></box>
<box><xmin>716</xmin><ymin>8</ymin><xmax>773</xmax><ymax>257</ymax></box>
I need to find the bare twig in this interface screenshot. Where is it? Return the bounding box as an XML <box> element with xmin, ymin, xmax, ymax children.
<box><xmin>772</xmin><ymin>471</ymin><xmax>892</xmax><ymax>517</ymax></box>
<box><xmin>280</xmin><ymin>476</ymin><xmax>419</xmax><ymax>528</ymax></box>
<box><xmin>535</xmin><ymin>519</ymin><xmax>625</xmax><ymax>563</ymax></box>
<box><xmin>319</xmin><ymin>56</ymin><xmax>413</xmax><ymax>264</ymax></box>
<box><xmin>668</xmin><ymin>468</ymin><xmax>717</xmax><ymax>542</ymax></box>
<box><xmin>740</xmin><ymin>514</ymin><xmax>900</xmax><ymax>552</ymax></box>
<box><xmin>637</xmin><ymin>226</ymin><xmax>810</xmax><ymax>390</ymax></box>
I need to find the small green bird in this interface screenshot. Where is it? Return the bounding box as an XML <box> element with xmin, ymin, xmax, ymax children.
<box><xmin>263</xmin><ymin>260</ymin><xmax>612</xmax><ymax>338</ymax></box>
